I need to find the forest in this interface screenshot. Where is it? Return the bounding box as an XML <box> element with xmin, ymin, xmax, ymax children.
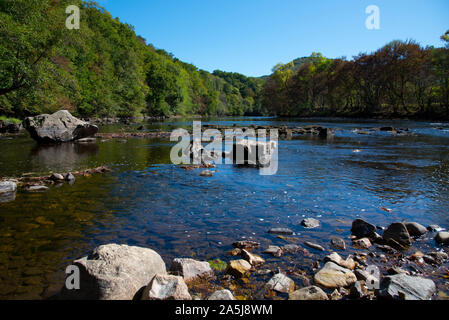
<box><xmin>0</xmin><ymin>0</ymin><xmax>448</xmax><ymax>120</ymax></box>
<box><xmin>0</xmin><ymin>0</ymin><xmax>263</xmax><ymax>118</ymax></box>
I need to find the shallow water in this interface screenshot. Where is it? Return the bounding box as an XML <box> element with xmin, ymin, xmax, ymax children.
<box><xmin>0</xmin><ymin>117</ymin><xmax>449</xmax><ymax>299</ymax></box>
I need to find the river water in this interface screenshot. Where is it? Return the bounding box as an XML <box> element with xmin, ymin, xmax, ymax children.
<box><xmin>0</xmin><ymin>117</ymin><xmax>448</xmax><ymax>299</ymax></box>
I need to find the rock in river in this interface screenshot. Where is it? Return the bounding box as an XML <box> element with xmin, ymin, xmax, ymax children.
<box><xmin>435</xmin><ymin>232</ymin><xmax>449</xmax><ymax>245</ymax></box>
<box><xmin>405</xmin><ymin>222</ymin><xmax>427</xmax><ymax>237</ymax></box>
<box><xmin>379</xmin><ymin>274</ymin><xmax>436</xmax><ymax>300</ymax></box>
<box><xmin>227</xmin><ymin>260</ymin><xmax>252</xmax><ymax>278</ymax></box>
<box><xmin>304</xmin><ymin>241</ymin><xmax>325</xmax><ymax>251</ymax></box>
<box><xmin>301</xmin><ymin>218</ymin><xmax>320</xmax><ymax>229</ymax></box>
<box><xmin>324</xmin><ymin>252</ymin><xmax>356</xmax><ymax>270</ymax></box>
<box><xmin>330</xmin><ymin>237</ymin><xmax>346</xmax><ymax>251</ymax></box>
<box><xmin>351</xmin><ymin>219</ymin><xmax>376</xmax><ymax>238</ymax></box>
<box><xmin>268</xmin><ymin>227</ymin><xmax>294</xmax><ymax>235</ymax></box>
<box><xmin>0</xmin><ymin>180</ymin><xmax>17</xmax><ymax>194</ymax></box>
<box><xmin>241</xmin><ymin>249</ymin><xmax>265</xmax><ymax>266</ymax></box>
<box><xmin>60</xmin><ymin>244</ymin><xmax>167</xmax><ymax>300</ymax></box>
<box><xmin>289</xmin><ymin>286</ymin><xmax>328</xmax><ymax>300</ymax></box>
<box><xmin>263</xmin><ymin>245</ymin><xmax>283</xmax><ymax>257</ymax></box>
<box><xmin>141</xmin><ymin>274</ymin><xmax>191</xmax><ymax>300</ymax></box>
<box><xmin>207</xmin><ymin>290</ymin><xmax>236</xmax><ymax>300</ymax></box>
<box><xmin>266</xmin><ymin>273</ymin><xmax>295</xmax><ymax>294</ymax></box>
<box><xmin>314</xmin><ymin>262</ymin><xmax>357</xmax><ymax>289</ymax></box>
<box><xmin>382</xmin><ymin>223</ymin><xmax>411</xmax><ymax>247</ymax></box>
<box><xmin>24</xmin><ymin>110</ymin><xmax>98</xmax><ymax>143</ymax></box>
<box><xmin>169</xmin><ymin>258</ymin><xmax>213</xmax><ymax>282</ymax></box>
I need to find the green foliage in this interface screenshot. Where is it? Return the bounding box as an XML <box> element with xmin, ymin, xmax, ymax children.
<box><xmin>208</xmin><ymin>259</ymin><xmax>227</xmax><ymax>272</ymax></box>
<box><xmin>0</xmin><ymin>1</ymin><xmax>264</xmax><ymax>118</ymax></box>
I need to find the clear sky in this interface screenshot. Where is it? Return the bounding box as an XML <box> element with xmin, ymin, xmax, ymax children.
<box><xmin>96</xmin><ymin>0</ymin><xmax>449</xmax><ymax>77</ymax></box>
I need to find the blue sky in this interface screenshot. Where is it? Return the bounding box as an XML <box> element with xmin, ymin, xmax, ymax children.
<box><xmin>96</xmin><ymin>0</ymin><xmax>449</xmax><ymax>77</ymax></box>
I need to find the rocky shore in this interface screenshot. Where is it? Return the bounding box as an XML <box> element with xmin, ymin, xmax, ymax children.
<box><xmin>58</xmin><ymin>218</ymin><xmax>448</xmax><ymax>300</ymax></box>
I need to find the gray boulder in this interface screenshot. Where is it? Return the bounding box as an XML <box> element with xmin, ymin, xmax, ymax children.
<box><xmin>379</xmin><ymin>274</ymin><xmax>436</xmax><ymax>300</ymax></box>
<box><xmin>169</xmin><ymin>258</ymin><xmax>213</xmax><ymax>282</ymax></box>
<box><xmin>301</xmin><ymin>218</ymin><xmax>320</xmax><ymax>229</ymax></box>
<box><xmin>0</xmin><ymin>180</ymin><xmax>17</xmax><ymax>194</ymax></box>
<box><xmin>435</xmin><ymin>232</ymin><xmax>449</xmax><ymax>245</ymax></box>
<box><xmin>141</xmin><ymin>274</ymin><xmax>191</xmax><ymax>300</ymax></box>
<box><xmin>24</xmin><ymin>110</ymin><xmax>98</xmax><ymax>143</ymax></box>
<box><xmin>61</xmin><ymin>244</ymin><xmax>167</xmax><ymax>300</ymax></box>
<box><xmin>266</xmin><ymin>273</ymin><xmax>295</xmax><ymax>293</ymax></box>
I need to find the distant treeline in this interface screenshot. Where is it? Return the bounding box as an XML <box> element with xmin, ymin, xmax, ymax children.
<box><xmin>262</xmin><ymin>36</ymin><xmax>449</xmax><ymax>119</ymax></box>
<box><xmin>0</xmin><ymin>0</ymin><xmax>264</xmax><ymax>118</ymax></box>
<box><xmin>1</xmin><ymin>1</ymin><xmax>448</xmax><ymax>120</ymax></box>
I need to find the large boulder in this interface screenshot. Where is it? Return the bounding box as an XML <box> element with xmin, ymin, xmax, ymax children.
<box><xmin>379</xmin><ymin>274</ymin><xmax>436</xmax><ymax>300</ymax></box>
<box><xmin>351</xmin><ymin>219</ymin><xmax>376</xmax><ymax>238</ymax></box>
<box><xmin>60</xmin><ymin>244</ymin><xmax>167</xmax><ymax>300</ymax></box>
<box><xmin>24</xmin><ymin>110</ymin><xmax>98</xmax><ymax>143</ymax></box>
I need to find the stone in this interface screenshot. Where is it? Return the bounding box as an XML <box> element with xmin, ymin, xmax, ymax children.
<box><xmin>231</xmin><ymin>139</ymin><xmax>277</xmax><ymax>168</ymax></box>
<box><xmin>428</xmin><ymin>251</ymin><xmax>448</xmax><ymax>263</ymax></box>
<box><xmin>331</xmin><ymin>237</ymin><xmax>346</xmax><ymax>250</ymax></box>
<box><xmin>65</xmin><ymin>173</ymin><xmax>75</xmax><ymax>182</ymax></box>
<box><xmin>241</xmin><ymin>249</ymin><xmax>265</xmax><ymax>266</ymax></box>
<box><xmin>353</xmin><ymin>237</ymin><xmax>372</xmax><ymax>249</ymax></box>
<box><xmin>199</xmin><ymin>170</ymin><xmax>213</xmax><ymax>177</ymax></box>
<box><xmin>330</xmin><ymin>289</ymin><xmax>342</xmax><ymax>300</ymax></box>
<box><xmin>268</xmin><ymin>227</ymin><xmax>293</xmax><ymax>235</ymax></box>
<box><xmin>382</xmin><ymin>223</ymin><xmax>411</xmax><ymax>247</ymax></box>
<box><xmin>313</xmin><ymin>262</ymin><xmax>357</xmax><ymax>289</ymax></box>
<box><xmin>349</xmin><ymin>281</ymin><xmax>364</xmax><ymax>299</ymax></box>
<box><xmin>25</xmin><ymin>185</ymin><xmax>49</xmax><ymax>192</ymax></box>
<box><xmin>379</xmin><ymin>274</ymin><xmax>436</xmax><ymax>300</ymax></box>
<box><xmin>169</xmin><ymin>258</ymin><xmax>213</xmax><ymax>282</ymax></box>
<box><xmin>24</xmin><ymin>110</ymin><xmax>98</xmax><ymax>143</ymax></box>
<box><xmin>227</xmin><ymin>260</ymin><xmax>252</xmax><ymax>278</ymax></box>
<box><xmin>405</xmin><ymin>222</ymin><xmax>427</xmax><ymax>237</ymax></box>
<box><xmin>428</xmin><ymin>225</ymin><xmax>444</xmax><ymax>232</ymax></box>
<box><xmin>282</xmin><ymin>244</ymin><xmax>308</xmax><ymax>255</ymax></box>
<box><xmin>324</xmin><ymin>252</ymin><xmax>356</xmax><ymax>270</ymax></box>
<box><xmin>354</xmin><ymin>268</ymin><xmax>371</xmax><ymax>281</ymax></box>
<box><xmin>304</xmin><ymin>241</ymin><xmax>325</xmax><ymax>251</ymax></box>
<box><xmin>262</xmin><ymin>245</ymin><xmax>283</xmax><ymax>257</ymax></box>
<box><xmin>435</xmin><ymin>232</ymin><xmax>449</xmax><ymax>245</ymax></box>
<box><xmin>266</xmin><ymin>273</ymin><xmax>295</xmax><ymax>293</ymax></box>
<box><xmin>351</xmin><ymin>219</ymin><xmax>376</xmax><ymax>238</ymax></box>
<box><xmin>232</xmin><ymin>240</ymin><xmax>259</xmax><ymax>250</ymax></box>
<box><xmin>0</xmin><ymin>180</ymin><xmax>17</xmax><ymax>194</ymax></box>
<box><xmin>207</xmin><ymin>289</ymin><xmax>235</xmax><ymax>300</ymax></box>
<box><xmin>289</xmin><ymin>286</ymin><xmax>328</xmax><ymax>300</ymax></box>
<box><xmin>387</xmin><ymin>267</ymin><xmax>410</xmax><ymax>275</ymax></box>
<box><xmin>51</xmin><ymin>173</ymin><xmax>65</xmax><ymax>181</ymax></box>
<box><xmin>60</xmin><ymin>244</ymin><xmax>167</xmax><ymax>300</ymax></box>
<box><xmin>301</xmin><ymin>218</ymin><xmax>320</xmax><ymax>229</ymax></box>
<box><xmin>141</xmin><ymin>274</ymin><xmax>191</xmax><ymax>300</ymax></box>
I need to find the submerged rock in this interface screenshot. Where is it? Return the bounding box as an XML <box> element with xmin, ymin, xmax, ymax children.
<box><xmin>268</xmin><ymin>227</ymin><xmax>293</xmax><ymax>235</ymax></box>
<box><xmin>313</xmin><ymin>262</ymin><xmax>357</xmax><ymax>289</ymax></box>
<box><xmin>289</xmin><ymin>286</ymin><xmax>328</xmax><ymax>300</ymax></box>
<box><xmin>207</xmin><ymin>290</ymin><xmax>235</xmax><ymax>300</ymax></box>
<box><xmin>141</xmin><ymin>274</ymin><xmax>191</xmax><ymax>300</ymax></box>
<box><xmin>61</xmin><ymin>244</ymin><xmax>167</xmax><ymax>300</ymax></box>
<box><xmin>25</xmin><ymin>185</ymin><xmax>49</xmax><ymax>192</ymax></box>
<box><xmin>379</xmin><ymin>274</ymin><xmax>436</xmax><ymax>300</ymax></box>
<box><xmin>330</xmin><ymin>237</ymin><xmax>346</xmax><ymax>251</ymax></box>
<box><xmin>304</xmin><ymin>241</ymin><xmax>325</xmax><ymax>251</ymax></box>
<box><xmin>266</xmin><ymin>273</ymin><xmax>295</xmax><ymax>294</ymax></box>
<box><xmin>199</xmin><ymin>170</ymin><xmax>214</xmax><ymax>177</ymax></box>
<box><xmin>169</xmin><ymin>258</ymin><xmax>213</xmax><ymax>282</ymax></box>
<box><xmin>301</xmin><ymin>218</ymin><xmax>320</xmax><ymax>229</ymax></box>
<box><xmin>351</xmin><ymin>219</ymin><xmax>376</xmax><ymax>238</ymax></box>
<box><xmin>24</xmin><ymin>110</ymin><xmax>98</xmax><ymax>143</ymax></box>
<box><xmin>232</xmin><ymin>240</ymin><xmax>259</xmax><ymax>250</ymax></box>
<box><xmin>262</xmin><ymin>245</ymin><xmax>283</xmax><ymax>257</ymax></box>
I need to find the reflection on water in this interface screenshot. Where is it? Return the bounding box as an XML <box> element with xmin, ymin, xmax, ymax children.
<box><xmin>0</xmin><ymin>118</ymin><xmax>449</xmax><ymax>299</ymax></box>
